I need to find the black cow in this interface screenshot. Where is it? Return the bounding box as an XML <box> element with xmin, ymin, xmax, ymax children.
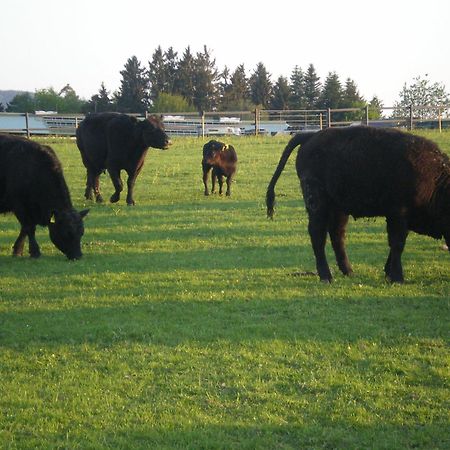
<box><xmin>267</xmin><ymin>126</ymin><xmax>450</xmax><ymax>283</ymax></box>
<box><xmin>0</xmin><ymin>134</ymin><xmax>89</xmax><ymax>259</ymax></box>
<box><xmin>202</xmin><ymin>140</ymin><xmax>237</xmax><ymax>196</ymax></box>
<box><xmin>76</xmin><ymin>113</ymin><xmax>171</xmax><ymax>205</ymax></box>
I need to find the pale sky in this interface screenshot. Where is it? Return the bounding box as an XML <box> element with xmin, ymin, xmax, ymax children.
<box><xmin>1</xmin><ymin>0</ymin><xmax>449</xmax><ymax>106</ymax></box>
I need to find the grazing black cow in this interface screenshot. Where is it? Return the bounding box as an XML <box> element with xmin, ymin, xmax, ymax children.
<box><xmin>202</xmin><ymin>140</ymin><xmax>237</xmax><ymax>196</ymax></box>
<box><xmin>0</xmin><ymin>134</ymin><xmax>89</xmax><ymax>259</ymax></box>
<box><xmin>76</xmin><ymin>113</ymin><xmax>171</xmax><ymax>205</ymax></box>
<box><xmin>267</xmin><ymin>126</ymin><xmax>450</xmax><ymax>283</ymax></box>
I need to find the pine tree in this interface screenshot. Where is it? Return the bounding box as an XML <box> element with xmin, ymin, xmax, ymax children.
<box><xmin>289</xmin><ymin>66</ymin><xmax>305</xmax><ymax>109</ymax></box>
<box><xmin>319</xmin><ymin>72</ymin><xmax>343</xmax><ymax>109</ymax></box>
<box><xmin>192</xmin><ymin>46</ymin><xmax>219</xmax><ymax>111</ymax></box>
<box><xmin>148</xmin><ymin>46</ymin><xmax>167</xmax><ymax>101</ymax></box>
<box><xmin>342</xmin><ymin>78</ymin><xmax>365</xmax><ymax>107</ymax></box>
<box><xmin>249</xmin><ymin>62</ymin><xmax>272</xmax><ymax>108</ymax></box>
<box><xmin>368</xmin><ymin>96</ymin><xmax>383</xmax><ymax>119</ymax></box>
<box><xmin>303</xmin><ymin>64</ymin><xmax>321</xmax><ymax>109</ymax></box>
<box><xmin>86</xmin><ymin>82</ymin><xmax>115</xmax><ymax>113</ymax></box>
<box><xmin>271</xmin><ymin>76</ymin><xmax>291</xmax><ymax>110</ymax></box>
<box><xmin>174</xmin><ymin>46</ymin><xmax>196</xmax><ymax>106</ymax></box>
<box><xmin>219</xmin><ymin>64</ymin><xmax>251</xmax><ymax>111</ymax></box>
<box><xmin>116</xmin><ymin>56</ymin><xmax>149</xmax><ymax>114</ymax></box>
<box><xmin>164</xmin><ymin>47</ymin><xmax>178</xmax><ymax>94</ymax></box>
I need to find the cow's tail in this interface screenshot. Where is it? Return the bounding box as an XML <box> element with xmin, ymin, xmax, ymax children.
<box><xmin>266</xmin><ymin>132</ymin><xmax>316</xmax><ymax>219</ymax></box>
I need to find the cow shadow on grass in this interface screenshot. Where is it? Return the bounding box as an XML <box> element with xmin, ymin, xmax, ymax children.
<box><xmin>0</xmin><ymin>289</ymin><xmax>447</xmax><ymax>350</ymax></box>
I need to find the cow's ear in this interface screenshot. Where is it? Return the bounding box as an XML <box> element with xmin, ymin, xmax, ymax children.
<box><xmin>79</xmin><ymin>209</ymin><xmax>90</xmax><ymax>219</ymax></box>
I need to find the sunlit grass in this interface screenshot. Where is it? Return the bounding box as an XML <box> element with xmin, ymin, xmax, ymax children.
<box><xmin>0</xmin><ymin>132</ymin><xmax>449</xmax><ymax>448</ymax></box>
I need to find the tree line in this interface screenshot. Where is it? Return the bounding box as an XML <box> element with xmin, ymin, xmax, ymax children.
<box><xmin>2</xmin><ymin>45</ymin><xmax>448</xmax><ymax>116</ymax></box>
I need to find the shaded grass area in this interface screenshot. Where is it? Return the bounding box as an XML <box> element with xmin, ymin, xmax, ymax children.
<box><xmin>0</xmin><ymin>133</ymin><xmax>449</xmax><ymax>449</ymax></box>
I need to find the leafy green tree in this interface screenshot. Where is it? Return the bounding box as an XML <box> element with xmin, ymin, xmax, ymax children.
<box><xmin>6</xmin><ymin>92</ymin><xmax>35</xmax><ymax>112</ymax></box>
<box><xmin>57</xmin><ymin>84</ymin><xmax>84</xmax><ymax>113</ymax></box>
<box><xmin>150</xmin><ymin>92</ymin><xmax>196</xmax><ymax>113</ymax></box>
<box><xmin>34</xmin><ymin>88</ymin><xmax>61</xmax><ymax>111</ymax></box>
<box><xmin>270</xmin><ymin>76</ymin><xmax>291</xmax><ymax>110</ymax></box>
<box><xmin>394</xmin><ymin>75</ymin><xmax>450</xmax><ymax>119</ymax></box>
<box><xmin>303</xmin><ymin>64</ymin><xmax>321</xmax><ymax>109</ymax></box>
<box><xmin>174</xmin><ymin>46</ymin><xmax>196</xmax><ymax>105</ymax></box>
<box><xmin>192</xmin><ymin>46</ymin><xmax>219</xmax><ymax>111</ymax></box>
<box><xmin>289</xmin><ymin>66</ymin><xmax>305</xmax><ymax>109</ymax></box>
<box><xmin>249</xmin><ymin>62</ymin><xmax>272</xmax><ymax>108</ymax></box>
<box><xmin>116</xmin><ymin>56</ymin><xmax>149</xmax><ymax>114</ymax></box>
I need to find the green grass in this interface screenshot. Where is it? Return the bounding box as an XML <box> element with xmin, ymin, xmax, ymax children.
<box><xmin>0</xmin><ymin>132</ymin><xmax>449</xmax><ymax>449</ymax></box>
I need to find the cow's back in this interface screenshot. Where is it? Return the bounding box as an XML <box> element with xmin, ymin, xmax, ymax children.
<box><xmin>0</xmin><ymin>134</ymin><xmax>72</xmax><ymax>222</ymax></box>
<box><xmin>296</xmin><ymin>126</ymin><xmax>447</xmax><ymax>217</ymax></box>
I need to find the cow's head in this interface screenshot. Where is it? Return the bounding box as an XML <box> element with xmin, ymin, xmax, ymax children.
<box><xmin>204</xmin><ymin>141</ymin><xmax>230</xmax><ymax>164</ymax></box>
<box><xmin>138</xmin><ymin>115</ymin><xmax>172</xmax><ymax>150</ymax></box>
<box><xmin>48</xmin><ymin>209</ymin><xmax>89</xmax><ymax>260</ymax></box>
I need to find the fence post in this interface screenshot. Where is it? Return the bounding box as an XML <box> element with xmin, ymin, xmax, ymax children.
<box><xmin>201</xmin><ymin>110</ymin><xmax>205</xmax><ymax>138</ymax></box>
<box><xmin>365</xmin><ymin>105</ymin><xmax>369</xmax><ymax>126</ymax></box>
<box><xmin>438</xmin><ymin>108</ymin><xmax>442</xmax><ymax>133</ymax></box>
<box><xmin>25</xmin><ymin>113</ymin><xmax>30</xmax><ymax>138</ymax></box>
<box><xmin>409</xmin><ymin>105</ymin><xmax>414</xmax><ymax>130</ymax></box>
<box><xmin>319</xmin><ymin>113</ymin><xmax>323</xmax><ymax>130</ymax></box>
<box><xmin>254</xmin><ymin>108</ymin><xmax>259</xmax><ymax>136</ymax></box>
<box><xmin>327</xmin><ymin>108</ymin><xmax>331</xmax><ymax>128</ymax></box>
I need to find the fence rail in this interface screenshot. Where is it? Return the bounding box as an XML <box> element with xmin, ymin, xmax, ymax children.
<box><xmin>1</xmin><ymin>105</ymin><xmax>449</xmax><ymax>138</ymax></box>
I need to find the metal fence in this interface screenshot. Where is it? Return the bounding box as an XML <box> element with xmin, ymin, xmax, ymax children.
<box><xmin>1</xmin><ymin>105</ymin><xmax>449</xmax><ymax>138</ymax></box>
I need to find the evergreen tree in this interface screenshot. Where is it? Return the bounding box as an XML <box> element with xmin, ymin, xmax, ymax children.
<box><xmin>271</xmin><ymin>76</ymin><xmax>291</xmax><ymax>110</ymax></box>
<box><xmin>148</xmin><ymin>46</ymin><xmax>168</xmax><ymax>101</ymax></box>
<box><xmin>319</xmin><ymin>72</ymin><xmax>343</xmax><ymax>109</ymax></box>
<box><xmin>0</xmin><ymin>102</ymin><xmax>5</xmax><ymax>112</ymax></box>
<box><xmin>289</xmin><ymin>65</ymin><xmax>305</xmax><ymax>109</ymax></box>
<box><xmin>164</xmin><ymin>47</ymin><xmax>178</xmax><ymax>94</ymax></box>
<box><xmin>342</xmin><ymin>78</ymin><xmax>365</xmax><ymax>107</ymax></box>
<box><xmin>220</xmin><ymin>64</ymin><xmax>251</xmax><ymax>111</ymax></box>
<box><xmin>116</xmin><ymin>56</ymin><xmax>149</xmax><ymax>114</ymax></box>
<box><xmin>174</xmin><ymin>46</ymin><xmax>196</xmax><ymax>105</ymax></box>
<box><xmin>303</xmin><ymin>64</ymin><xmax>321</xmax><ymax>109</ymax></box>
<box><xmin>85</xmin><ymin>82</ymin><xmax>115</xmax><ymax>113</ymax></box>
<box><xmin>368</xmin><ymin>95</ymin><xmax>383</xmax><ymax>119</ymax></box>
<box><xmin>192</xmin><ymin>46</ymin><xmax>219</xmax><ymax>111</ymax></box>
<box><xmin>249</xmin><ymin>62</ymin><xmax>272</xmax><ymax>108</ymax></box>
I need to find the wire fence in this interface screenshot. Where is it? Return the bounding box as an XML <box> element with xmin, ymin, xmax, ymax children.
<box><xmin>1</xmin><ymin>105</ymin><xmax>449</xmax><ymax>138</ymax></box>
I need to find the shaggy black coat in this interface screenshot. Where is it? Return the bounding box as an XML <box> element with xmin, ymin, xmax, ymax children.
<box><xmin>0</xmin><ymin>134</ymin><xmax>88</xmax><ymax>259</ymax></box>
<box><xmin>76</xmin><ymin>113</ymin><xmax>171</xmax><ymax>205</ymax></box>
<box><xmin>267</xmin><ymin>126</ymin><xmax>450</xmax><ymax>283</ymax></box>
<box><xmin>202</xmin><ymin>140</ymin><xmax>238</xmax><ymax>196</ymax></box>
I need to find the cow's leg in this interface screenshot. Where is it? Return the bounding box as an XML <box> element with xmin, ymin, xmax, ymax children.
<box><xmin>328</xmin><ymin>210</ymin><xmax>353</xmax><ymax>276</ymax></box>
<box><xmin>217</xmin><ymin>174</ymin><xmax>224</xmax><ymax>195</ymax></box>
<box><xmin>301</xmin><ymin>177</ymin><xmax>332</xmax><ymax>282</ymax></box>
<box><xmin>125</xmin><ymin>166</ymin><xmax>143</xmax><ymax>206</ymax></box>
<box><xmin>107</xmin><ymin>168</ymin><xmax>123</xmax><ymax>203</ymax></box>
<box><xmin>202</xmin><ymin>164</ymin><xmax>211</xmax><ymax>196</ymax></box>
<box><xmin>93</xmin><ymin>173</ymin><xmax>103</xmax><ymax>203</ymax></box>
<box><xmin>225</xmin><ymin>175</ymin><xmax>232</xmax><ymax>197</ymax></box>
<box><xmin>211</xmin><ymin>170</ymin><xmax>217</xmax><ymax>194</ymax></box>
<box><xmin>85</xmin><ymin>170</ymin><xmax>94</xmax><ymax>201</ymax></box>
<box><xmin>385</xmin><ymin>216</ymin><xmax>408</xmax><ymax>283</ymax></box>
<box><xmin>13</xmin><ymin>224</ymin><xmax>40</xmax><ymax>258</ymax></box>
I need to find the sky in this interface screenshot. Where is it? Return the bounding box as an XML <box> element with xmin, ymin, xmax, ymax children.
<box><xmin>1</xmin><ymin>0</ymin><xmax>449</xmax><ymax>107</ymax></box>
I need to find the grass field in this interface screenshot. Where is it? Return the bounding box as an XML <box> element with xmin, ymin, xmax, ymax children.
<box><xmin>0</xmin><ymin>131</ymin><xmax>449</xmax><ymax>449</ymax></box>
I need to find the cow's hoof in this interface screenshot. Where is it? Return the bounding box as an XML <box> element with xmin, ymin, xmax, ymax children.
<box><xmin>110</xmin><ymin>193</ymin><xmax>120</xmax><ymax>203</ymax></box>
<box><xmin>204</xmin><ymin>192</ymin><xmax>209</xmax><ymax>196</ymax></box>
<box><xmin>127</xmin><ymin>201</ymin><xmax>135</xmax><ymax>206</ymax></box>
<box><xmin>29</xmin><ymin>252</ymin><xmax>41</xmax><ymax>259</ymax></box>
<box><xmin>96</xmin><ymin>195</ymin><xmax>104</xmax><ymax>203</ymax></box>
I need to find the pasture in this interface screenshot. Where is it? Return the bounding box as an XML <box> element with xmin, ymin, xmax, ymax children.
<box><xmin>0</xmin><ymin>132</ymin><xmax>449</xmax><ymax>449</ymax></box>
